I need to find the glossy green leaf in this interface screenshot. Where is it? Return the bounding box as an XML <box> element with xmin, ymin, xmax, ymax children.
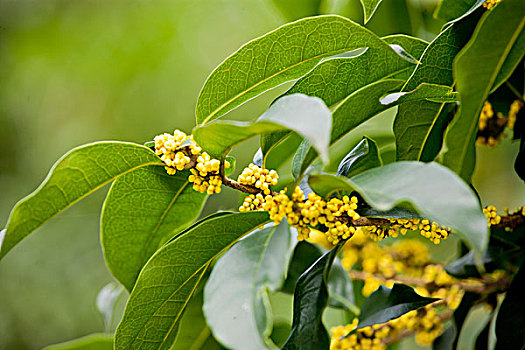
<box><xmin>379</xmin><ymin>83</ymin><xmax>458</xmax><ymax>105</ymax></box>
<box><xmin>359</xmin><ymin>0</ymin><xmax>383</xmax><ymax>23</ymax></box>
<box><xmin>337</xmin><ymin>137</ymin><xmax>382</xmax><ymax>178</ymax></box>
<box><xmin>204</xmin><ymin>221</ymin><xmax>293</xmax><ymax>350</ymax></box>
<box><xmin>495</xmin><ymin>263</ymin><xmax>525</xmax><ymax>350</ymax></box>
<box><xmin>308</xmin><ymin>161</ymin><xmax>488</xmax><ymax>255</ymax></box>
<box><xmin>394</xmin><ymin>10</ymin><xmax>482</xmax><ymax>162</ymax></box>
<box><xmin>0</xmin><ymin>141</ymin><xmax>162</xmax><ymax>260</ymax></box>
<box><xmin>382</xmin><ymin>34</ymin><xmax>429</xmax><ymax>66</ymax></box>
<box><xmin>196</xmin><ymin>15</ymin><xmax>414</xmax><ymax>124</ymax></box>
<box><xmin>42</xmin><ymin>334</ymin><xmax>113</xmax><ymax>350</ymax></box>
<box><xmin>282</xmin><ymin>245</ymin><xmax>341</xmax><ymax>350</ymax></box>
<box><xmin>194</xmin><ymin>94</ymin><xmax>332</xmax><ymax>162</ymax></box>
<box><xmin>443</xmin><ymin>0</ymin><xmax>525</xmax><ymax>180</ymax></box>
<box><xmin>434</xmin><ymin>0</ymin><xmax>477</xmax><ymax>22</ymax></box>
<box><xmin>293</xmin><ymin>79</ymin><xmax>405</xmax><ymax>177</ymax></box>
<box><xmin>352</xmin><ymin>284</ymin><xmax>438</xmax><ymax>331</ymax></box>
<box><xmin>114</xmin><ymin>211</ymin><xmax>270</xmax><ymax>350</ymax></box>
<box><xmin>101</xmin><ymin>166</ymin><xmax>206</xmax><ymax>291</ymax></box>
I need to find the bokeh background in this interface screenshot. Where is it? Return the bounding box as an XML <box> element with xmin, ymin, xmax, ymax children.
<box><xmin>0</xmin><ymin>0</ymin><xmax>523</xmax><ymax>349</ymax></box>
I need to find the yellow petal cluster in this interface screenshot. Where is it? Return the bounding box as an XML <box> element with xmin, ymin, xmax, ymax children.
<box><xmin>483</xmin><ymin>205</ymin><xmax>501</xmax><ymax>226</ymax></box>
<box><xmin>189</xmin><ymin>152</ymin><xmax>230</xmax><ymax>194</ymax></box>
<box><xmin>482</xmin><ymin>0</ymin><xmax>500</xmax><ymax>9</ymax></box>
<box><xmin>237</xmin><ymin>163</ymin><xmax>278</xmax><ymax>195</ymax></box>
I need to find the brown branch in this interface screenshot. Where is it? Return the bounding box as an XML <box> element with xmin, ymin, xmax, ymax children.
<box><xmin>491</xmin><ymin>213</ymin><xmax>525</xmax><ymax>230</ymax></box>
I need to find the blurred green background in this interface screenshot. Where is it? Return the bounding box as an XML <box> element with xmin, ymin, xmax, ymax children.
<box><xmin>0</xmin><ymin>0</ymin><xmax>523</xmax><ymax>349</ymax></box>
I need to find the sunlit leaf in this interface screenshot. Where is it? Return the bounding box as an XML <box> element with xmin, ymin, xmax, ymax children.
<box><xmin>443</xmin><ymin>0</ymin><xmax>525</xmax><ymax>180</ymax></box>
<box><xmin>204</xmin><ymin>221</ymin><xmax>293</xmax><ymax>350</ymax></box>
<box><xmin>196</xmin><ymin>15</ymin><xmax>415</xmax><ymax>124</ymax></box>
<box><xmin>194</xmin><ymin>94</ymin><xmax>332</xmax><ymax>162</ymax></box>
<box><xmin>115</xmin><ymin>211</ymin><xmax>270</xmax><ymax>350</ymax></box>
<box><xmin>101</xmin><ymin>166</ymin><xmax>206</xmax><ymax>291</ymax></box>
<box><xmin>308</xmin><ymin>162</ymin><xmax>488</xmax><ymax>255</ymax></box>
<box><xmin>359</xmin><ymin>0</ymin><xmax>383</xmax><ymax>24</ymax></box>
<box><xmin>0</xmin><ymin>142</ymin><xmax>162</xmax><ymax>260</ymax></box>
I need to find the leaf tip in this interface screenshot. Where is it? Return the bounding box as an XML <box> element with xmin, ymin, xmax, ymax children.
<box><xmin>0</xmin><ymin>228</ymin><xmax>6</xmax><ymax>260</ymax></box>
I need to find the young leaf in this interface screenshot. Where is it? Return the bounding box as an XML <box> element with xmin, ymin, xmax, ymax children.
<box><xmin>337</xmin><ymin>137</ymin><xmax>382</xmax><ymax>178</ymax></box>
<box><xmin>101</xmin><ymin>166</ymin><xmax>206</xmax><ymax>291</ymax></box>
<box><xmin>443</xmin><ymin>0</ymin><xmax>525</xmax><ymax>180</ymax></box>
<box><xmin>379</xmin><ymin>83</ymin><xmax>458</xmax><ymax>105</ymax></box>
<box><xmin>308</xmin><ymin>161</ymin><xmax>488</xmax><ymax>255</ymax></box>
<box><xmin>394</xmin><ymin>9</ymin><xmax>482</xmax><ymax>162</ymax></box>
<box><xmin>203</xmin><ymin>221</ymin><xmax>293</xmax><ymax>350</ymax></box>
<box><xmin>0</xmin><ymin>141</ymin><xmax>162</xmax><ymax>260</ymax></box>
<box><xmin>495</xmin><ymin>263</ymin><xmax>525</xmax><ymax>350</ymax></box>
<box><xmin>359</xmin><ymin>0</ymin><xmax>383</xmax><ymax>24</ymax></box>
<box><xmin>282</xmin><ymin>245</ymin><xmax>342</xmax><ymax>350</ymax></box>
<box><xmin>42</xmin><ymin>333</ymin><xmax>113</xmax><ymax>350</ymax></box>
<box><xmin>114</xmin><ymin>211</ymin><xmax>270</xmax><ymax>350</ymax></box>
<box><xmin>196</xmin><ymin>15</ymin><xmax>414</xmax><ymax>124</ymax></box>
<box><xmin>353</xmin><ymin>284</ymin><xmax>438</xmax><ymax>331</ymax></box>
<box><xmin>193</xmin><ymin>94</ymin><xmax>332</xmax><ymax>163</ymax></box>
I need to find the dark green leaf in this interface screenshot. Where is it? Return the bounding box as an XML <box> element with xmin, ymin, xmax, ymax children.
<box><xmin>433</xmin><ymin>325</ymin><xmax>457</xmax><ymax>350</ymax></box>
<box><xmin>42</xmin><ymin>334</ymin><xmax>113</xmax><ymax>350</ymax></box>
<box><xmin>0</xmin><ymin>141</ymin><xmax>162</xmax><ymax>260</ymax></box>
<box><xmin>264</xmin><ymin>133</ymin><xmax>303</xmax><ymax>170</ymax></box>
<box><xmin>196</xmin><ymin>15</ymin><xmax>406</xmax><ymax>124</ymax></box>
<box><xmin>475</xmin><ymin>317</ymin><xmax>491</xmax><ymax>350</ymax></box>
<box><xmin>444</xmin><ymin>0</ymin><xmax>525</xmax><ymax>180</ymax></box>
<box><xmin>495</xmin><ymin>262</ymin><xmax>525</xmax><ymax>350</ymax></box>
<box><xmin>114</xmin><ymin>211</ymin><xmax>270</xmax><ymax>350</ymax></box>
<box><xmin>359</xmin><ymin>0</ymin><xmax>383</xmax><ymax>23</ymax></box>
<box><xmin>358</xmin><ymin>207</ymin><xmax>421</xmax><ymax>219</ymax></box>
<box><xmin>434</xmin><ymin>0</ymin><xmax>477</xmax><ymax>22</ymax></box>
<box><xmin>193</xmin><ymin>94</ymin><xmax>332</xmax><ymax>163</ymax></box>
<box><xmin>101</xmin><ymin>166</ymin><xmax>206</xmax><ymax>291</ymax></box>
<box><xmin>308</xmin><ymin>162</ymin><xmax>488</xmax><ymax>255</ymax></box>
<box><xmin>354</xmin><ymin>284</ymin><xmax>437</xmax><ymax>330</ymax></box>
<box><xmin>445</xmin><ymin>247</ymin><xmax>507</xmax><ymax>278</ymax></box>
<box><xmin>382</xmin><ymin>34</ymin><xmax>429</xmax><ymax>76</ymax></box>
<box><xmin>282</xmin><ymin>244</ymin><xmax>342</xmax><ymax>350</ymax></box>
<box><xmin>337</xmin><ymin>137</ymin><xmax>382</xmax><ymax>178</ymax></box>
<box><xmin>451</xmin><ymin>292</ymin><xmax>480</xmax><ymax>348</ymax></box>
<box><xmin>203</xmin><ymin>221</ymin><xmax>293</xmax><ymax>350</ymax></box>
<box><xmin>394</xmin><ymin>10</ymin><xmax>482</xmax><ymax>162</ymax></box>
<box><xmin>380</xmin><ymin>83</ymin><xmax>458</xmax><ymax>105</ymax></box>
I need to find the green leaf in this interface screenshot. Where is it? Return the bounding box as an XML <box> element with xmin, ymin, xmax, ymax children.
<box><xmin>195</xmin><ymin>15</ymin><xmax>415</xmax><ymax>124</ymax></box>
<box><xmin>382</xmin><ymin>34</ymin><xmax>429</xmax><ymax>66</ymax></box>
<box><xmin>114</xmin><ymin>211</ymin><xmax>270</xmax><ymax>350</ymax></box>
<box><xmin>434</xmin><ymin>0</ymin><xmax>477</xmax><ymax>22</ymax></box>
<box><xmin>450</xmin><ymin>292</ymin><xmax>480</xmax><ymax>349</ymax></box>
<box><xmin>282</xmin><ymin>245</ymin><xmax>341</xmax><ymax>350</ymax></box>
<box><xmin>337</xmin><ymin>137</ymin><xmax>382</xmax><ymax>178</ymax></box>
<box><xmin>443</xmin><ymin>0</ymin><xmax>525</xmax><ymax>180</ymax></box>
<box><xmin>270</xmin><ymin>0</ymin><xmax>323</xmax><ymax>21</ymax></box>
<box><xmin>42</xmin><ymin>334</ymin><xmax>113</xmax><ymax>350</ymax></box>
<box><xmin>0</xmin><ymin>141</ymin><xmax>162</xmax><ymax>260</ymax></box>
<box><xmin>193</xmin><ymin>94</ymin><xmax>332</xmax><ymax>162</ymax></box>
<box><xmin>359</xmin><ymin>0</ymin><xmax>383</xmax><ymax>24</ymax></box>
<box><xmin>495</xmin><ymin>263</ymin><xmax>525</xmax><ymax>350</ymax></box>
<box><xmin>394</xmin><ymin>10</ymin><xmax>482</xmax><ymax>162</ymax></box>
<box><xmin>379</xmin><ymin>83</ymin><xmax>458</xmax><ymax>105</ymax></box>
<box><xmin>203</xmin><ymin>221</ymin><xmax>293</xmax><ymax>350</ymax></box>
<box><xmin>352</xmin><ymin>284</ymin><xmax>438</xmax><ymax>331</ymax></box>
<box><xmin>263</xmin><ymin>133</ymin><xmax>304</xmax><ymax>170</ymax></box>
<box><xmin>293</xmin><ymin>79</ymin><xmax>405</xmax><ymax>177</ymax></box>
<box><xmin>101</xmin><ymin>166</ymin><xmax>206</xmax><ymax>291</ymax></box>
<box><xmin>308</xmin><ymin>161</ymin><xmax>488</xmax><ymax>255</ymax></box>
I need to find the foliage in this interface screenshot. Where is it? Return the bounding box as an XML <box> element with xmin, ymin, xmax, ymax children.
<box><xmin>2</xmin><ymin>0</ymin><xmax>525</xmax><ymax>349</ymax></box>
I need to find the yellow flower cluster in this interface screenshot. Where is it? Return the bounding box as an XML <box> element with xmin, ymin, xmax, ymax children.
<box><xmin>154</xmin><ymin>130</ymin><xmax>201</xmax><ymax>175</ymax></box>
<box><xmin>237</xmin><ymin>164</ymin><xmax>278</xmax><ymax>195</ymax></box>
<box><xmin>508</xmin><ymin>100</ymin><xmax>523</xmax><ymax>130</ymax></box>
<box><xmin>358</xmin><ymin>218</ymin><xmax>449</xmax><ymax>245</ymax></box>
<box><xmin>482</xmin><ymin>0</ymin><xmax>500</xmax><ymax>9</ymax></box>
<box><xmin>189</xmin><ymin>153</ymin><xmax>230</xmax><ymax>194</ymax></box>
<box><xmin>154</xmin><ymin>129</ymin><xmax>229</xmax><ymax>194</ymax></box>
<box><xmin>330</xmin><ymin>304</ymin><xmax>444</xmax><ymax>350</ymax></box>
<box><xmin>483</xmin><ymin>205</ymin><xmax>501</xmax><ymax>226</ymax></box>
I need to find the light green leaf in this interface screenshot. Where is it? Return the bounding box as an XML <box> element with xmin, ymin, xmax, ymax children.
<box><xmin>204</xmin><ymin>221</ymin><xmax>293</xmax><ymax>350</ymax></box>
<box><xmin>337</xmin><ymin>137</ymin><xmax>382</xmax><ymax>178</ymax></box>
<box><xmin>0</xmin><ymin>141</ymin><xmax>162</xmax><ymax>260</ymax></box>
<box><xmin>380</xmin><ymin>83</ymin><xmax>458</xmax><ymax>105</ymax></box>
<box><xmin>114</xmin><ymin>211</ymin><xmax>270</xmax><ymax>350</ymax></box>
<box><xmin>196</xmin><ymin>15</ymin><xmax>414</xmax><ymax>124</ymax></box>
<box><xmin>292</xmin><ymin>79</ymin><xmax>405</xmax><ymax>178</ymax></box>
<box><xmin>42</xmin><ymin>334</ymin><xmax>113</xmax><ymax>350</ymax></box>
<box><xmin>394</xmin><ymin>10</ymin><xmax>482</xmax><ymax>162</ymax></box>
<box><xmin>193</xmin><ymin>94</ymin><xmax>332</xmax><ymax>163</ymax></box>
<box><xmin>443</xmin><ymin>0</ymin><xmax>525</xmax><ymax>180</ymax></box>
<box><xmin>360</xmin><ymin>0</ymin><xmax>383</xmax><ymax>24</ymax></box>
<box><xmin>101</xmin><ymin>166</ymin><xmax>206</xmax><ymax>291</ymax></box>
<box><xmin>308</xmin><ymin>161</ymin><xmax>488</xmax><ymax>255</ymax></box>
